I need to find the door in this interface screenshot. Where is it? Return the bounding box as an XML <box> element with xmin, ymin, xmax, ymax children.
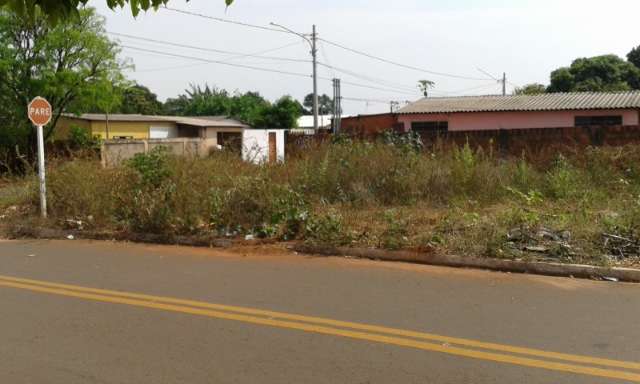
<box><xmin>269</xmin><ymin>132</ymin><xmax>277</xmax><ymax>163</ymax></box>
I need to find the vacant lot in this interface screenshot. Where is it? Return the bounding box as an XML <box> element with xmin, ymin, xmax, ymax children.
<box><xmin>2</xmin><ymin>136</ymin><xmax>640</xmax><ymax>267</ymax></box>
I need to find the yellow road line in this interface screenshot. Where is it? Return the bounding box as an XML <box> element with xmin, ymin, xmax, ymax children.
<box><xmin>0</xmin><ymin>274</ymin><xmax>638</xmax><ymax>372</ymax></box>
<box><xmin>0</xmin><ymin>279</ymin><xmax>640</xmax><ymax>382</ymax></box>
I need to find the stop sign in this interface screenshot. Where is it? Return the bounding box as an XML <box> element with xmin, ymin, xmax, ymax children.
<box><xmin>28</xmin><ymin>97</ymin><xmax>52</xmax><ymax>126</ymax></box>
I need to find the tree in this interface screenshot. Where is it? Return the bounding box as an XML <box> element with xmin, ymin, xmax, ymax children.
<box><xmin>628</xmin><ymin>45</ymin><xmax>640</xmax><ymax>69</ymax></box>
<box><xmin>0</xmin><ymin>7</ymin><xmax>125</xmax><ymax>154</ymax></box>
<box><xmin>514</xmin><ymin>83</ymin><xmax>546</xmax><ymax>95</ymax></box>
<box><xmin>112</xmin><ymin>84</ymin><xmax>164</xmax><ymax>115</ymax></box>
<box><xmin>0</xmin><ymin>0</ymin><xmax>234</xmax><ymax>21</ymax></box>
<box><xmin>257</xmin><ymin>96</ymin><xmax>303</xmax><ymax>128</ymax></box>
<box><xmin>303</xmin><ymin>93</ymin><xmax>333</xmax><ymax>115</ymax></box>
<box><xmin>164</xmin><ymin>84</ymin><xmax>301</xmax><ymax>128</ymax></box>
<box><xmin>418</xmin><ymin>80</ymin><xmax>435</xmax><ymax>97</ymax></box>
<box><xmin>548</xmin><ymin>55</ymin><xmax>640</xmax><ymax>92</ymax></box>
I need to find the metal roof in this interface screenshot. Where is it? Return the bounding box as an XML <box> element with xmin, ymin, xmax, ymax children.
<box><xmin>398</xmin><ymin>91</ymin><xmax>640</xmax><ymax>115</ymax></box>
<box><xmin>62</xmin><ymin>114</ymin><xmax>248</xmax><ymax>128</ymax></box>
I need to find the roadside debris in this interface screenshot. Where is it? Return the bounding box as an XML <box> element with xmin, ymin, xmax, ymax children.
<box><xmin>602</xmin><ymin>233</ymin><xmax>640</xmax><ymax>260</ymax></box>
<box><xmin>506</xmin><ymin>226</ymin><xmax>574</xmax><ymax>261</ymax></box>
<box><xmin>66</xmin><ymin>234</ymin><xmax>75</xmax><ymax>240</ymax></box>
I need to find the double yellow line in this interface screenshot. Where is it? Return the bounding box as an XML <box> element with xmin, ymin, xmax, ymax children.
<box><xmin>1</xmin><ymin>274</ymin><xmax>639</xmax><ymax>382</ymax></box>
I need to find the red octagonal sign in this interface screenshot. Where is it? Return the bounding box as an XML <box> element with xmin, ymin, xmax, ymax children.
<box><xmin>28</xmin><ymin>96</ymin><xmax>52</xmax><ymax>126</ymax></box>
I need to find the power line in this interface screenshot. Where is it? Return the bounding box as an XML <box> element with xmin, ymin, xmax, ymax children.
<box><xmin>121</xmin><ymin>44</ymin><xmax>421</xmax><ymax>97</ymax></box>
<box><xmin>318</xmin><ymin>62</ymin><xmax>417</xmax><ymax>93</ymax></box>
<box><xmin>121</xmin><ymin>45</ymin><xmax>312</xmax><ymax>78</ymax></box>
<box><xmin>320</xmin><ymin>38</ymin><xmax>492</xmax><ymax>81</ymax></box>
<box><xmin>162</xmin><ymin>6</ymin><xmax>287</xmax><ymax>33</ymax></box>
<box><xmin>110</xmin><ymin>32</ymin><xmax>309</xmax><ymax>64</ymax></box>
<box><xmin>327</xmin><ymin>78</ymin><xmax>419</xmax><ymax>96</ymax></box>
<box><xmin>158</xmin><ymin>7</ymin><xmax>497</xmax><ymax>83</ymax></box>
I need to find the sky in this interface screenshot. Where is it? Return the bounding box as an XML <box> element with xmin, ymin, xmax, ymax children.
<box><xmin>90</xmin><ymin>0</ymin><xmax>640</xmax><ymax>115</ymax></box>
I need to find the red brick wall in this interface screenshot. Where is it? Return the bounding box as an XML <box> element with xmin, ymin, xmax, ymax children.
<box><xmin>341</xmin><ymin>114</ymin><xmax>401</xmax><ymax>137</ymax></box>
<box><xmin>418</xmin><ymin>125</ymin><xmax>640</xmax><ymax>154</ymax></box>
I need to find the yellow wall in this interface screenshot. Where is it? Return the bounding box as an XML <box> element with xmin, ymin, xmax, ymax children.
<box><xmin>54</xmin><ymin>117</ymin><xmax>182</xmax><ymax>140</ymax></box>
<box><xmin>90</xmin><ymin>121</ymin><xmax>151</xmax><ymax>139</ymax></box>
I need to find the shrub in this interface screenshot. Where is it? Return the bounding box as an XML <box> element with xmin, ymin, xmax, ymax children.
<box><xmin>304</xmin><ymin>210</ymin><xmax>351</xmax><ymax>246</ymax></box>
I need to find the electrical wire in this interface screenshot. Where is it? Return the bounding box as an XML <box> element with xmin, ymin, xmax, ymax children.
<box><xmin>320</xmin><ymin>38</ymin><xmax>492</xmax><ymax>81</ymax></box>
<box><xmin>120</xmin><ymin>45</ymin><xmax>312</xmax><ymax>78</ymax></box>
<box><xmin>162</xmin><ymin>6</ymin><xmax>287</xmax><ymax>33</ymax></box>
<box><xmin>110</xmin><ymin>32</ymin><xmax>309</xmax><ymax>63</ymax></box>
<box><xmin>122</xmin><ymin>45</ymin><xmax>420</xmax><ymax>97</ymax></box>
<box><xmin>159</xmin><ymin>7</ymin><xmax>498</xmax><ymax>84</ymax></box>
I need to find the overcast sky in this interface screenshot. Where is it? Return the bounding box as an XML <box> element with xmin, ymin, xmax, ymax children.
<box><xmin>90</xmin><ymin>0</ymin><xmax>640</xmax><ymax>115</ymax></box>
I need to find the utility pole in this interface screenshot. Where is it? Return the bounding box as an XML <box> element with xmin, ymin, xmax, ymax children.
<box><xmin>502</xmin><ymin>72</ymin><xmax>506</xmax><ymax>96</ymax></box>
<box><xmin>335</xmin><ymin>78</ymin><xmax>341</xmax><ymax>134</ymax></box>
<box><xmin>332</xmin><ymin>78</ymin><xmax>342</xmax><ymax>134</ymax></box>
<box><xmin>312</xmin><ymin>25</ymin><xmax>318</xmax><ymax>131</ymax></box>
<box><xmin>270</xmin><ymin>22</ymin><xmax>319</xmax><ymax>131</ymax></box>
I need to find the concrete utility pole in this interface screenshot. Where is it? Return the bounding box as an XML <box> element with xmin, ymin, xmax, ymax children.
<box><xmin>312</xmin><ymin>25</ymin><xmax>318</xmax><ymax>131</ymax></box>
<box><xmin>502</xmin><ymin>72</ymin><xmax>507</xmax><ymax>96</ymax></box>
<box><xmin>332</xmin><ymin>78</ymin><xmax>341</xmax><ymax>134</ymax></box>
<box><xmin>270</xmin><ymin>22</ymin><xmax>319</xmax><ymax>131</ymax></box>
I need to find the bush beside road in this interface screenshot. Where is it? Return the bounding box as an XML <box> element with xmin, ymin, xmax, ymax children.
<box><xmin>2</xmin><ymin>136</ymin><xmax>640</xmax><ymax>269</ymax></box>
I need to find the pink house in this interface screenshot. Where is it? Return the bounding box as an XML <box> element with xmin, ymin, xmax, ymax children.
<box><xmin>398</xmin><ymin>92</ymin><xmax>640</xmax><ymax>133</ymax></box>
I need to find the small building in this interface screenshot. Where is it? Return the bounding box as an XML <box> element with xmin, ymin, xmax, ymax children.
<box><xmin>56</xmin><ymin>114</ymin><xmax>248</xmax><ymax>146</ymax></box>
<box><xmin>297</xmin><ymin>115</ymin><xmax>333</xmax><ymax>130</ymax></box>
<box><xmin>397</xmin><ymin>92</ymin><xmax>640</xmax><ymax>133</ymax></box>
<box><xmin>56</xmin><ymin>114</ymin><xmax>287</xmax><ymax>165</ymax></box>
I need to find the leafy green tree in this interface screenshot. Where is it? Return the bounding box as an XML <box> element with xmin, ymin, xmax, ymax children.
<box><xmin>548</xmin><ymin>55</ymin><xmax>640</xmax><ymax>92</ymax></box>
<box><xmin>514</xmin><ymin>83</ymin><xmax>546</xmax><ymax>95</ymax></box>
<box><xmin>0</xmin><ymin>0</ymin><xmax>234</xmax><ymax>21</ymax></box>
<box><xmin>628</xmin><ymin>45</ymin><xmax>640</xmax><ymax>69</ymax></box>
<box><xmin>165</xmin><ymin>84</ymin><xmax>301</xmax><ymax>128</ymax></box>
<box><xmin>256</xmin><ymin>96</ymin><xmax>303</xmax><ymax>128</ymax></box>
<box><xmin>112</xmin><ymin>84</ymin><xmax>164</xmax><ymax>115</ymax></box>
<box><xmin>303</xmin><ymin>93</ymin><xmax>333</xmax><ymax>115</ymax></box>
<box><xmin>0</xmin><ymin>7</ymin><xmax>125</xmax><ymax>153</ymax></box>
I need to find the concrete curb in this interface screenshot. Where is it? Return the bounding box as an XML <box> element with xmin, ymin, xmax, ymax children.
<box><xmin>2</xmin><ymin>226</ymin><xmax>242</xmax><ymax>248</ymax></box>
<box><xmin>292</xmin><ymin>244</ymin><xmax>640</xmax><ymax>283</ymax></box>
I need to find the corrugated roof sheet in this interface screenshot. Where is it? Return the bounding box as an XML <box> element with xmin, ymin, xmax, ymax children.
<box><xmin>62</xmin><ymin>114</ymin><xmax>248</xmax><ymax>127</ymax></box>
<box><xmin>398</xmin><ymin>91</ymin><xmax>640</xmax><ymax>114</ymax></box>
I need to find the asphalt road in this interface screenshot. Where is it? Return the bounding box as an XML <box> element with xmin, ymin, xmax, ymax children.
<box><xmin>1</xmin><ymin>239</ymin><xmax>639</xmax><ymax>383</ymax></box>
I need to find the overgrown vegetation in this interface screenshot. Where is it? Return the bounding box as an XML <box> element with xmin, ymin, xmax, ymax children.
<box><xmin>3</xmin><ymin>137</ymin><xmax>640</xmax><ymax>267</ymax></box>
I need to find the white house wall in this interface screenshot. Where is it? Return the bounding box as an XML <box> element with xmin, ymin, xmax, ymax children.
<box><xmin>242</xmin><ymin>129</ymin><xmax>285</xmax><ymax>164</ymax></box>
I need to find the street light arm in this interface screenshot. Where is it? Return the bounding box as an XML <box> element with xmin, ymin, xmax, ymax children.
<box><xmin>270</xmin><ymin>22</ymin><xmax>313</xmax><ymax>49</ymax></box>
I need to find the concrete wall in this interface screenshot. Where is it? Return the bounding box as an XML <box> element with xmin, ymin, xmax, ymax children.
<box><xmin>242</xmin><ymin>129</ymin><xmax>286</xmax><ymax>164</ymax></box>
<box><xmin>101</xmin><ymin>138</ymin><xmax>217</xmax><ymax>167</ymax></box>
<box><xmin>399</xmin><ymin>109</ymin><xmax>640</xmax><ymax>132</ymax></box>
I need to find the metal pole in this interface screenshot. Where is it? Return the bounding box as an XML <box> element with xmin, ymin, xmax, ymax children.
<box><xmin>36</xmin><ymin>124</ymin><xmax>47</xmax><ymax>218</ymax></box>
<box><xmin>312</xmin><ymin>24</ymin><xmax>319</xmax><ymax>131</ymax></box>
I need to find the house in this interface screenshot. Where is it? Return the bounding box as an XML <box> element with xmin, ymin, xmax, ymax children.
<box><xmin>56</xmin><ymin>114</ymin><xmax>286</xmax><ymax>165</ymax></box>
<box><xmin>296</xmin><ymin>115</ymin><xmax>333</xmax><ymax>130</ymax></box>
<box><xmin>55</xmin><ymin>114</ymin><xmax>248</xmax><ymax>145</ymax></box>
<box><xmin>397</xmin><ymin>91</ymin><xmax>640</xmax><ymax>134</ymax></box>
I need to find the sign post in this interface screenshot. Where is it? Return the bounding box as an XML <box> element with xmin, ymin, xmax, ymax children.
<box><xmin>28</xmin><ymin>97</ymin><xmax>52</xmax><ymax>219</ymax></box>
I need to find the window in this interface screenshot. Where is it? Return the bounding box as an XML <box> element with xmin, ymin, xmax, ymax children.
<box><xmin>411</xmin><ymin>121</ymin><xmax>448</xmax><ymax>134</ymax></box>
<box><xmin>575</xmin><ymin>115</ymin><xmax>622</xmax><ymax>127</ymax></box>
